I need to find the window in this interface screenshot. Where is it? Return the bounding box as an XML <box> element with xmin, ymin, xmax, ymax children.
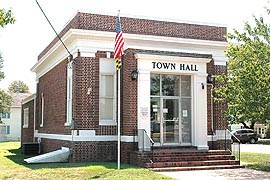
<box><xmin>1</xmin><ymin>112</ymin><xmax>10</xmax><ymax>119</ymax></box>
<box><xmin>23</xmin><ymin>108</ymin><xmax>29</xmax><ymax>128</ymax></box>
<box><xmin>65</xmin><ymin>62</ymin><xmax>73</xmax><ymax>126</ymax></box>
<box><xmin>6</xmin><ymin>125</ymin><xmax>10</xmax><ymax>134</ymax></box>
<box><xmin>100</xmin><ymin>75</ymin><xmax>115</xmax><ymax>123</ymax></box>
<box><xmin>99</xmin><ymin>58</ymin><xmax>116</xmax><ymax>125</ymax></box>
<box><xmin>40</xmin><ymin>93</ymin><xmax>44</xmax><ymax>127</ymax></box>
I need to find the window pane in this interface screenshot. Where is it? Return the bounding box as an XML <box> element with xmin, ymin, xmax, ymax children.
<box><xmin>101</xmin><ymin>75</ymin><xmax>114</xmax><ymax>97</ymax></box>
<box><xmin>151</xmin><ymin>74</ymin><xmax>160</xmax><ymax>96</ymax></box>
<box><xmin>162</xmin><ymin>75</ymin><xmax>179</xmax><ymax>96</ymax></box>
<box><xmin>6</xmin><ymin>125</ymin><xmax>10</xmax><ymax>134</ymax></box>
<box><xmin>181</xmin><ymin>98</ymin><xmax>191</xmax><ymax>143</ymax></box>
<box><xmin>181</xmin><ymin>75</ymin><xmax>191</xmax><ymax>97</ymax></box>
<box><xmin>24</xmin><ymin>108</ymin><xmax>29</xmax><ymax>127</ymax></box>
<box><xmin>100</xmin><ymin>98</ymin><xmax>113</xmax><ymax>120</ymax></box>
<box><xmin>151</xmin><ymin>97</ymin><xmax>160</xmax><ymax>143</ymax></box>
<box><xmin>1</xmin><ymin>113</ymin><xmax>10</xmax><ymax>119</ymax></box>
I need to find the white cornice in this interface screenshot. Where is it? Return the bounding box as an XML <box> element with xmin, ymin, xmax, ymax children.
<box><xmin>31</xmin><ymin>28</ymin><xmax>227</xmax><ymax>79</ymax></box>
<box><xmin>135</xmin><ymin>53</ymin><xmax>212</xmax><ymax>63</ymax></box>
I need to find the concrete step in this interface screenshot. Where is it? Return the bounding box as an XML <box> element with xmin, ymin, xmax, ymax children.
<box><xmin>151</xmin><ymin>164</ymin><xmax>242</xmax><ymax>172</ymax></box>
<box><xmin>145</xmin><ymin>160</ymin><xmax>240</xmax><ymax>168</ymax></box>
<box><xmin>134</xmin><ymin>150</ymin><xmax>232</xmax><ymax>157</ymax></box>
<box><xmin>152</xmin><ymin>155</ymin><xmax>235</xmax><ymax>162</ymax></box>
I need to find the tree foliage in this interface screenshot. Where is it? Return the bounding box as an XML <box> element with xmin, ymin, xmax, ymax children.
<box><xmin>0</xmin><ymin>8</ymin><xmax>15</xmax><ymax>28</ymax></box>
<box><xmin>215</xmin><ymin>16</ymin><xmax>270</xmax><ymax>129</ymax></box>
<box><xmin>8</xmin><ymin>80</ymin><xmax>30</xmax><ymax>93</ymax></box>
<box><xmin>0</xmin><ymin>54</ymin><xmax>4</xmax><ymax>81</ymax></box>
<box><xmin>0</xmin><ymin>8</ymin><xmax>15</xmax><ymax>123</ymax></box>
<box><xmin>0</xmin><ymin>90</ymin><xmax>12</xmax><ymax>123</ymax></box>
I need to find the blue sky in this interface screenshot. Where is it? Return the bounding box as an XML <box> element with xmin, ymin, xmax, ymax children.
<box><xmin>0</xmin><ymin>0</ymin><xmax>268</xmax><ymax>92</ymax></box>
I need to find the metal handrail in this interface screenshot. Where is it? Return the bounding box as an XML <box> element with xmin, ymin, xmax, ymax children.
<box><xmin>226</xmin><ymin>129</ymin><xmax>241</xmax><ymax>162</ymax></box>
<box><xmin>142</xmin><ymin>129</ymin><xmax>154</xmax><ymax>165</ymax></box>
<box><xmin>143</xmin><ymin>129</ymin><xmax>154</xmax><ymax>145</ymax></box>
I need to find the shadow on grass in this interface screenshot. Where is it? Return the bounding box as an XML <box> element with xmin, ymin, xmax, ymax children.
<box><xmin>246</xmin><ymin>163</ymin><xmax>270</xmax><ymax>172</ymax></box>
<box><xmin>6</xmin><ymin>148</ymin><xmax>140</xmax><ymax>170</ymax></box>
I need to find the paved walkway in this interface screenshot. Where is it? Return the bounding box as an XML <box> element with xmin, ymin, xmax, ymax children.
<box><xmin>158</xmin><ymin>168</ymin><xmax>270</xmax><ymax>180</ymax></box>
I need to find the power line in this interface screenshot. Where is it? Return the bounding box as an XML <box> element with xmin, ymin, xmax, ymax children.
<box><xmin>35</xmin><ymin>0</ymin><xmax>72</xmax><ymax>58</ymax></box>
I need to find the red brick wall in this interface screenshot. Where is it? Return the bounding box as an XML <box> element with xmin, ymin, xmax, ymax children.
<box><xmin>72</xmin><ymin>56</ymin><xmax>99</xmax><ymax>130</ymax></box>
<box><xmin>72</xmin><ymin>52</ymin><xmax>117</xmax><ymax>135</ymax></box>
<box><xmin>71</xmin><ymin>141</ymin><xmax>117</xmax><ymax>162</ymax></box>
<box><xmin>207</xmin><ymin>61</ymin><xmax>228</xmax><ymax>133</ymax></box>
<box><xmin>206</xmin><ymin>61</ymin><xmax>228</xmax><ymax>150</ymax></box>
<box><xmin>36</xmin><ymin>59</ymin><xmax>68</xmax><ymax>134</ymax></box>
<box><xmin>121</xmin><ymin>142</ymin><xmax>135</xmax><ymax>163</ymax></box>
<box><xmin>207</xmin><ymin>60</ymin><xmax>215</xmax><ymax>135</ymax></box>
<box><xmin>38</xmin><ymin>12</ymin><xmax>226</xmax><ymax>61</ymax></box>
<box><xmin>21</xmin><ymin>99</ymin><xmax>35</xmax><ymax>145</ymax></box>
<box><xmin>122</xmin><ymin>49</ymin><xmax>138</xmax><ymax>135</ymax></box>
<box><xmin>213</xmin><ymin>65</ymin><xmax>228</xmax><ymax>130</ymax></box>
<box><xmin>40</xmin><ymin>138</ymin><xmax>71</xmax><ymax>154</ymax></box>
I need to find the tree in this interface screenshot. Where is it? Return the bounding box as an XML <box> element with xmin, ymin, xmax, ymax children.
<box><xmin>215</xmin><ymin>16</ymin><xmax>270</xmax><ymax>130</ymax></box>
<box><xmin>0</xmin><ymin>8</ymin><xmax>15</xmax><ymax>80</ymax></box>
<box><xmin>8</xmin><ymin>80</ymin><xmax>30</xmax><ymax>93</ymax></box>
<box><xmin>0</xmin><ymin>8</ymin><xmax>15</xmax><ymax>123</ymax></box>
<box><xmin>0</xmin><ymin>8</ymin><xmax>15</xmax><ymax>27</ymax></box>
<box><xmin>0</xmin><ymin>54</ymin><xmax>4</xmax><ymax>81</ymax></box>
<box><xmin>0</xmin><ymin>90</ymin><xmax>12</xmax><ymax>123</ymax></box>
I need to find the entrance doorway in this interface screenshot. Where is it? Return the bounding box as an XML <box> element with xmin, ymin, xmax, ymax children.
<box><xmin>150</xmin><ymin>74</ymin><xmax>192</xmax><ymax>146</ymax></box>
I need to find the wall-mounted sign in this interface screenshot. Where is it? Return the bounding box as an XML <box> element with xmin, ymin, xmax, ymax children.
<box><xmin>183</xmin><ymin>110</ymin><xmax>188</xmax><ymax>117</ymax></box>
<box><xmin>152</xmin><ymin>62</ymin><xmax>198</xmax><ymax>71</ymax></box>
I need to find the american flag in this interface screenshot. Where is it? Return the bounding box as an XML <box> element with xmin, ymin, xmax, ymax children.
<box><xmin>114</xmin><ymin>13</ymin><xmax>124</xmax><ymax>70</ymax></box>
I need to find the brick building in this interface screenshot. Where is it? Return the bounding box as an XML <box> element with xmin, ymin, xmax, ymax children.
<box><xmin>22</xmin><ymin>12</ymin><xmax>234</xmax><ymax>167</ymax></box>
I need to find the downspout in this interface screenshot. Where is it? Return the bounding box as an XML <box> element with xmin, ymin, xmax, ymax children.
<box><xmin>33</xmin><ymin>94</ymin><xmax>36</xmax><ymax>142</ymax></box>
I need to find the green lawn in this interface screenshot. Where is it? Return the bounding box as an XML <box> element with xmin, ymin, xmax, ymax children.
<box><xmin>241</xmin><ymin>152</ymin><xmax>270</xmax><ymax>172</ymax></box>
<box><xmin>0</xmin><ymin>141</ymin><xmax>173</xmax><ymax>180</ymax></box>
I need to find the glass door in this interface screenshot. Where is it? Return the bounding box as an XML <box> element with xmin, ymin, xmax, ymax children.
<box><xmin>162</xmin><ymin>98</ymin><xmax>179</xmax><ymax>144</ymax></box>
<box><xmin>150</xmin><ymin>97</ymin><xmax>161</xmax><ymax>143</ymax></box>
<box><xmin>150</xmin><ymin>74</ymin><xmax>192</xmax><ymax>146</ymax></box>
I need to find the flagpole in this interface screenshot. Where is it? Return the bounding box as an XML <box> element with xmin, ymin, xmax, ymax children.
<box><xmin>115</xmin><ymin>10</ymin><xmax>123</xmax><ymax>170</ymax></box>
<box><xmin>117</xmin><ymin>68</ymin><xmax>121</xmax><ymax>170</ymax></box>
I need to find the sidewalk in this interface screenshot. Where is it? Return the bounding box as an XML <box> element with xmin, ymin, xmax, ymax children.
<box><xmin>158</xmin><ymin>168</ymin><xmax>270</xmax><ymax>180</ymax></box>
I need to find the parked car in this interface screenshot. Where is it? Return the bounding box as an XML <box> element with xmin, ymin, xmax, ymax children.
<box><xmin>231</xmin><ymin>129</ymin><xmax>258</xmax><ymax>144</ymax></box>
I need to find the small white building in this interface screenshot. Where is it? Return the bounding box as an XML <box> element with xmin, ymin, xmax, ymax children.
<box><xmin>0</xmin><ymin>93</ymin><xmax>31</xmax><ymax>141</ymax></box>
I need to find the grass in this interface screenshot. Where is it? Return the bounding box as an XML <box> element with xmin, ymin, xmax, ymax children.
<box><xmin>241</xmin><ymin>152</ymin><xmax>270</xmax><ymax>172</ymax></box>
<box><xmin>0</xmin><ymin>141</ymin><xmax>174</xmax><ymax>180</ymax></box>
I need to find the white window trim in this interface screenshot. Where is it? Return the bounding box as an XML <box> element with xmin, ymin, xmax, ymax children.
<box><xmin>23</xmin><ymin>108</ymin><xmax>29</xmax><ymax>128</ymax></box>
<box><xmin>99</xmin><ymin>73</ymin><xmax>117</xmax><ymax>126</ymax></box>
<box><xmin>40</xmin><ymin>93</ymin><xmax>44</xmax><ymax>127</ymax></box>
<box><xmin>65</xmin><ymin>62</ymin><xmax>73</xmax><ymax>126</ymax></box>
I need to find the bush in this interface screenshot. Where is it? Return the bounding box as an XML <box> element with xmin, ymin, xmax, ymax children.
<box><xmin>257</xmin><ymin>139</ymin><xmax>270</xmax><ymax>145</ymax></box>
<box><xmin>265</xmin><ymin>124</ymin><xmax>270</xmax><ymax>139</ymax></box>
